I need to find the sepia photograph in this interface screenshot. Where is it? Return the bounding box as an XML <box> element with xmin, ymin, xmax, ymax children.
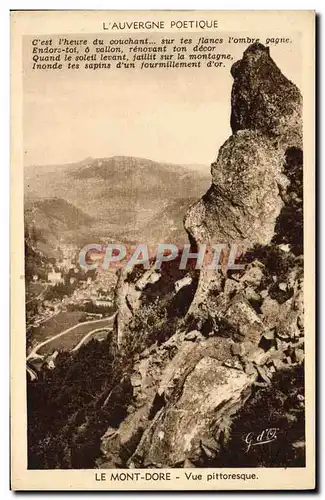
<box><xmin>10</xmin><ymin>10</ymin><xmax>315</xmax><ymax>490</ymax></box>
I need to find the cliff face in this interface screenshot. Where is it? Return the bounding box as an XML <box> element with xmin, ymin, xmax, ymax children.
<box><xmin>184</xmin><ymin>130</ymin><xmax>286</xmax><ymax>247</ymax></box>
<box><xmin>98</xmin><ymin>43</ymin><xmax>304</xmax><ymax>469</ymax></box>
<box><xmin>185</xmin><ymin>43</ymin><xmax>302</xmax><ymax>249</ymax></box>
<box><xmin>230</xmin><ymin>43</ymin><xmax>302</xmax><ymax>151</ymax></box>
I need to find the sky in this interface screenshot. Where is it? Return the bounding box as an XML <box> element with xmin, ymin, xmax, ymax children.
<box><xmin>23</xmin><ymin>32</ymin><xmax>301</xmax><ymax>167</ymax></box>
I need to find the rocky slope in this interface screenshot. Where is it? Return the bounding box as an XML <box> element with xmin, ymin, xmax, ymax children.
<box><xmin>25</xmin><ymin>197</ymin><xmax>94</xmax><ymax>259</ymax></box>
<box><xmin>96</xmin><ymin>43</ymin><xmax>304</xmax><ymax>468</ymax></box>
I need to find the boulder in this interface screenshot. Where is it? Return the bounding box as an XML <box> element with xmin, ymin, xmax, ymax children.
<box><xmin>129</xmin><ymin>357</ymin><xmax>256</xmax><ymax>467</ymax></box>
<box><xmin>185</xmin><ymin>130</ymin><xmax>285</xmax><ymax>247</ymax></box>
<box><xmin>99</xmin><ymin>404</ymin><xmax>151</xmax><ymax>468</ymax></box>
<box><xmin>224</xmin><ymin>294</ymin><xmax>265</xmax><ymax>343</ymax></box>
<box><xmin>240</xmin><ymin>262</ymin><xmax>264</xmax><ymax>287</ymax></box>
<box><xmin>261</xmin><ymin>296</ymin><xmax>281</xmax><ymax>329</ymax></box>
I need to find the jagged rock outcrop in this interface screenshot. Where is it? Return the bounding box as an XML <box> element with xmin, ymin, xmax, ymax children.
<box><xmin>114</xmin><ymin>258</ymin><xmax>199</xmax><ymax>350</ymax></box>
<box><xmin>185</xmin><ymin>130</ymin><xmax>287</xmax><ymax>247</ymax></box>
<box><xmin>185</xmin><ymin>43</ymin><xmax>302</xmax><ymax>249</ymax></box>
<box><xmin>99</xmin><ymin>43</ymin><xmax>305</xmax><ymax>469</ymax></box>
<box><xmin>272</xmin><ymin>147</ymin><xmax>303</xmax><ymax>255</ymax></box>
<box><xmin>129</xmin><ymin>358</ymin><xmax>255</xmax><ymax>467</ymax></box>
<box><xmin>230</xmin><ymin>42</ymin><xmax>302</xmax><ymax>151</ymax></box>
<box><xmin>184</xmin><ymin>42</ymin><xmax>302</xmax><ymax>320</ymax></box>
<box><xmin>100</xmin><ymin>250</ymin><xmax>304</xmax><ymax>468</ymax></box>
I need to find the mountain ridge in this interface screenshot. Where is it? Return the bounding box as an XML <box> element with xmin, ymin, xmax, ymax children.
<box><xmin>24</xmin><ymin>156</ymin><xmax>211</xmax><ymax>258</ymax></box>
<box><xmin>25</xmin><ymin>155</ymin><xmax>209</xmax><ymax>175</ymax></box>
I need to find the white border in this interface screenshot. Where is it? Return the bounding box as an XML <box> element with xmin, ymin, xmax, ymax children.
<box><xmin>3</xmin><ymin>2</ymin><xmax>322</xmax><ymax>499</ymax></box>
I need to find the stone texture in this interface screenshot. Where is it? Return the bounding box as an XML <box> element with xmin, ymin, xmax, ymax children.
<box><xmin>261</xmin><ymin>296</ymin><xmax>281</xmax><ymax>329</ymax></box>
<box><xmin>129</xmin><ymin>358</ymin><xmax>255</xmax><ymax>467</ymax></box>
<box><xmin>185</xmin><ymin>130</ymin><xmax>285</xmax><ymax>247</ymax></box>
<box><xmin>230</xmin><ymin>42</ymin><xmax>302</xmax><ymax>151</ymax></box>
<box><xmin>98</xmin><ymin>43</ymin><xmax>305</xmax><ymax>470</ymax></box>
<box><xmin>224</xmin><ymin>294</ymin><xmax>265</xmax><ymax>343</ymax></box>
<box><xmin>99</xmin><ymin>404</ymin><xmax>151</xmax><ymax>468</ymax></box>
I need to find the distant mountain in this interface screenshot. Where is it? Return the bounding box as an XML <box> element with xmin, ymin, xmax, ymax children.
<box><xmin>24</xmin><ymin>156</ymin><xmax>211</xmax><ymax>255</ymax></box>
<box><xmin>25</xmin><ymin>198</ymin><xmax>94</xmax><ymax>259</ymax></box>
<box><xmin>136</xmin><ymin>197</ymin><xmax>199</xmax><ymax>247</ymax></box>
<box><xmin>69</xmin><ymin>156</ymin><xmax>208</xmax><ymax>197</ymax></box>
<box><xmin>26</xmin><ymin>198</ymin><xmax>93</xmax><ymax>227</ymax></box>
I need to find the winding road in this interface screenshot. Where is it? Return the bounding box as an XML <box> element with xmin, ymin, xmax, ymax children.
<box><xmin>71</xmin><ymin>327</ymin><xmax>113</xmax><ymax>352</ymax></box>
<box><xmin>26</xmin><ymin>365</ymin><xmax>38</xmax><ymax>381</ymax></box>
<box><xmin>27</xmin><ymin>312</ymin><xmax>117</xmax><ymax>361</ymax></box>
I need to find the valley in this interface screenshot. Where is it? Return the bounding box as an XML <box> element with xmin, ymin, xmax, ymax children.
<box><xmin>24</xmin><ymin>155</ymin><xmax>210</xmax><ymax>371</ymax></box>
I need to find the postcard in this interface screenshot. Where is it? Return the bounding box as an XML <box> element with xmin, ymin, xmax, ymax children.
<box><xmin>11</xmin><ymin>10</ymin><xmax>315</xmax><ymax>490</ymax></box>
